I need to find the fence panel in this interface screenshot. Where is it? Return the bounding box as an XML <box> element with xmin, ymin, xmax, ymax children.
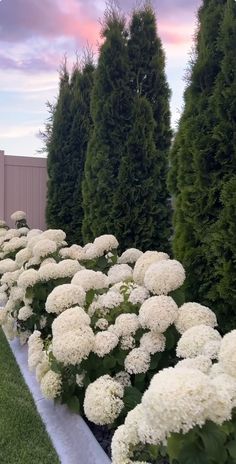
<box><xmin>0</xmin><ymin>150</ymin><xmax>47</xmax><ymax>230</ymax></box>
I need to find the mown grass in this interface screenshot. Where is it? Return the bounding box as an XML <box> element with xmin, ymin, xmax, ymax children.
<box><xmin>0</xmin><ymin>329</ymin><xmax>60</xmax><ymax>464</ymax></box>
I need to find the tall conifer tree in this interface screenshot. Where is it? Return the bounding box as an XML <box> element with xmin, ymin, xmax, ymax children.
<box><xmin>168</xmin><ymin>0</ymin><xmax>227</xmax><ymax>301</ymax></box>
<box><xmin>122</xmin><ymin>2</ymin><xmax>172</xmax><ymax>251</ymax></box>
<box><xmin>69</xmin><ymin>58</ymin><xmax>95</xmax><ymax>244</ymax></box>
<box><xmin>46</xmin><ymin>63</ymin><xmax>73</xmax><ymax>232</ymax></box>
<box><xmin>46</xmin><ymin>58</ymin><xmax>94</xmax><ymax>243</ymax></box>
<box><xmin>82</xmin><ymin>5</ymin><xmax>132</xmax><ymax>242</ymax></box>
<box><xmin>203</xmin><ymin>0</ymin><xmax>236</xmax><ymax>331</ymax></box>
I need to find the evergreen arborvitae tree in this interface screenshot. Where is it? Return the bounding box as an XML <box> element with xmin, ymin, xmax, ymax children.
<box><xmin>82</xmin><ymin>5</ymin><xmax>132</xmax><ymax>242</ymax></box>
<box><xmin>203</xmin><ymin>0</ymin><xmax>236</xmax><ymax>331</ymax></box>
<box><xmin>69</xmin><ymin>59</ymin><xmax>95</xmax><ymax>244</ymax></box>
<box><xmin>168</xmin><ymin>0</ymin><xmax>227</xmax><ymax>302</ymax></box>
<box><xmin>46</xmin><ymin>58</ymin><xmax>94</xmax><ymax>243</ymax></box>
<box><xmin>46</xmin><ymin>63</ymin><xmax>74</xmax><ymax>233</ymax></box>
<box><xmin>113</xmin><ymin>95</ymin><xmax>170</xmax><ymax>251</ymax></box>
<box><xmin>124</xmin><ymin>2</ymin><xmax>172</xmax><ymax>251</ymax></box>
<box><xmin>128</xmin><ymin>2</ymin><xmax>172</xmax><ymax>151</ymax></box>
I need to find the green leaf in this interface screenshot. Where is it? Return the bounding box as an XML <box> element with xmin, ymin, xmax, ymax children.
<box><xmin>178</xmin><ymin>443</ymin><xmax>209</xmax><ymax>464</ymax></box>
<box><xmin>123</xmin><ymin>386</ymin><xmax>142</xmax><ymax>411</ymax></box>
<box><xmin>167</xmin><ymin>434</ymin><xmax>185</xmax><ymax>463</ymax></box>
<box><xmin>198</xmin><ymin>421</ymin><xmax>227</xmax><ymax>462</ymax></box>
<box><xmin>227</xmin><ymin>440</ymin><xmax>236</xmax><ymax>459</ymax></box>
<box><xmin>66</xmin><ymin>396</ymin><xmax>80</xmax><ymax>414</ymax></box>
<box><xmin>102</xmin><ymin>355</ymin><xmax>116</xmax><ymax>370</ymax></box>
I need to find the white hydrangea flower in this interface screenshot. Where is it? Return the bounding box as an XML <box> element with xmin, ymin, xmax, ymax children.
<box><xmin>45</xmin><ymin>284</ymin><xmax>86</xmax><ymax>314</ymax></box>
<box><xmin>175</xmin><ymin>302</ymin><xmax>217</xmax><ymax>334</ymax></box>
<box><xmin>120</xmin><ymin>335</ymin><xmax>136</xmax><ymax>351</ymax></box>
<box><xmin>59</xmin><ymin>244</ymin><xmax>85</xmax><ymax>260</ymax></box>
<box><xmin>218</xmin><ymin>330</ymin><xmax>236</xmax><ymax>378</ymax></box>
<box><xmin>0</xmin><ymin>259</ymin><xmax>17</xmax><ymax>275</ymax></box>
<box><xmin>112</xmin><ymin>424</ymin><xmax>137</xmax><ymax>464</ymax></box>
<box><xmin>0</xmin><ymin>219</ymin><xmax>7</xmax><ymax>228</ymax></box>
<box><xmin>114</xmin><ymin>371</ymin><xmax>131</xmax><ymax>387</ymax></box>
<box><xmin>118</xmin><ymin>248</ymin><xmax>143</xmax><ymax>264</ymax></box>
<box><xmin>52</xmin><ymin>326</ymin><xmax>94</xmax><ymax>365</ymax></box>
<box><xmin>4</xmin><ymin>229</ymin><xmax>22</xmax><ymax>240</ymax></box>
<box><xmin>18</xmin><ymin>305</ymin><xmax>33</xmax><ymax>321</ymax></box>
<box><xmin>33</xmin><ymin>239</ymin><xmax>57</xmax><ymax>259</ymax></box>
<box><xmin>26</xmin><ymin>229</ymin><xmax>42</xmax><ymax>240</ymax></box>
<box><xmin>27</xmin><ymin>235</ymin><xmax>42</xmax><ymax>251</ymax></box>
<box><xmin>18</xmin><ymin>269</ymin><xmax>39</xmax><ymax>288</ymax></box>
<box><xmin>0</xmin><ymin>308</ymin><xmax>8</xmax><ymax>325</ymax></box>
<box><xmin>108</xmin><ymin>264</ymin><xmax>133</xmax><ymax>285</ymax></box>
<box><xmin>10</xmin><ymin>285</ymin><xmax>24</xmax><ymax>302</ymax></box>
<box><xmin>52</xmin><ymin>306</ymin><xmax>90</xmax><ymax>336</ymax></box>
<box><xmin>124</xmin><ymin>348</ymin><xmax>151</xmax><ymax>374</ymax></box>
<box><xmin>140</xmin><ymin>331</ymin><xmax>166</xmax><ymax>355</ymax></box>
<box><xmin>0</xmin><ymin>292</ymin><xmax>8</xmax><ymax>307</ymax></box>
<box><xmin>93</xmin><ymin>234</ymin><xmax>119</xmax><ymax>254</ymax></box>
<box><xmin>144</xmin><ymin>259</ymin><xmax>185</xmax><ymax>295</ymax></box>
<box><xmin>133</xmin><ymin>251</ymin><xmax>169</xmax><ymax>285</ymax></box>
<box><xmin>114</xmin><ymin>313</ymin><xmax>140</xmax><ymax>337</ymax></box>
<box><xmin>28</xmin><ymin>330</ymin><xmax>43</xmax><ymax>371</ymax></box>
<box><xmin>176</xmin><ymin>325</ymin><xmax>222</xmax><ymax>359</ymax></box>
<box><xmin>93</xmin><ymin>331</ymin><xmax>119</xmax><ymax>357</ymax></box>
<box><xmin>2</xmin><ymin>316</ymin><xmax>17</xmax><ymax>340</ymax></box>
<box><xmin>3</xmin><ymin>236</ymin><xmax>27</xmax><ymax>253</ymax></box>
<box><xmin>25</xmin><ymin>256</ymin><xmax>41</xmax><ymax>268</ymax></box>
<box><xmin>57</xmin><ymin>259</ymin><xmax>82</xmax><ymax>278</ymax></box>
<box><xmin>95</xmin><ymin>318</ymin><xmax>109</xmax><ymax>330</ymax></box>
<box><xmin>84</xmin><ymin>375</ymin><xmax>124</xmax><ymax>425</ymax></box>
<box><xmin>71</xmin><ymin>269</ymin><xmax>108</xmax><ymax>291</ymax></box>
<box><xmin>209</xmin><ymin>362</ymin><xmax>225</xmax><ymax>378</ymax></box>
<box><xmin>139</xmin><ymin>296</ymin><xmax>178</xmax><ymax>333</ymax></box>
<box><xmin>36</xmin><ymin>353</ymin><xmax>50</xmax><ymax>382</ymax></box>
<box><xmin>140</xmin><ymin>367</ymin><xmax>231</xmax><ymax>445</ymax></box>
<box><xmin>17</xmin><ymin>227</ymin><xmax>29</xmax><ymax>236</ymax></box>
<box><xmin>88</xmin><ymin>291</ymin><xmax>123</xmax><ymax>317</ymax></box>
<box><xmin>211</xmin><ymin>373</ymin><xmax>236</xmax><ymax>410</ymax></box>
<box><xmin>10</xmin><ymin>210</ymin><xmax>26</xmax><ymax>221</ymax></box>
<box><xmin>40</xmin><ymin>229</ymin><xmax>66</xmax><ymax>244</ymax></box>
<box><xmin>1</xmin><ymin>269</ymin><xmax>23</xmax><ymax>288</ymax></box>
<box><xmin>40</xmin><ymin>258</ymin><xmax>57</xmax><ymax>266</ymax></box>
<box><xmin>38</xmin><ymin>263</ymin><xmax>61</xmax><ymax>281</ymax></box>
<box><xmin>128</xmin><ymin>286</ymin><xmax>150</xmax><ymax>305</ymax></box>
<box><xmin>175</xmin><ymin>355</ymin><xmax>212</xmax><ymax>374</ymax></box>
<box><xmin>40</xmin><ymin>370</ymin><xmax>62</xmax><ymax>400</ymax></box>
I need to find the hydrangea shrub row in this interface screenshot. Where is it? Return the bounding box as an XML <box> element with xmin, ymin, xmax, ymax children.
<box><xmin>1</xmin><ymin>212</ymin><xmax>236</xmax><ymax>463</ymax></box>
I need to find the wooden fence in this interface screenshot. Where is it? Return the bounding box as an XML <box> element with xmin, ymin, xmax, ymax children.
<box><xmin>0</xmin><ymin>150</ymin><xmax>47</xmax><ymax>230</ymax></box>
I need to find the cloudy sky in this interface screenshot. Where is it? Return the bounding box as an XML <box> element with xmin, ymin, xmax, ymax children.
<box><xmin>0</xmin><ymin>0</ymin><xmax>201</xmax><ymax>156</ymax></box>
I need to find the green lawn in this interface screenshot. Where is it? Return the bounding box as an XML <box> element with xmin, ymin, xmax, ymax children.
<box><xmin>0</xmin><ymin>329</ymin><xmax>60</xmax><ymax>464</ymax></box>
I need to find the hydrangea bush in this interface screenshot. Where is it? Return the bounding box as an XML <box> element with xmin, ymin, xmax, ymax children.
<box><xmin>111</xmin><ymin>329</ymin><xmax>236</xmax><ymax>464</ymax></box>
<box><xmin>1</xmin><ymin>216</ymin><xmax>235</xmax><ymax>463</ymax></box>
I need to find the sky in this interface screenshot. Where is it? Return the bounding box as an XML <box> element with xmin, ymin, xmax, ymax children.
<box><xmin>0</xmin><ymin>0</ymin><xmax>201</xmax><ymax>157</ymax></box>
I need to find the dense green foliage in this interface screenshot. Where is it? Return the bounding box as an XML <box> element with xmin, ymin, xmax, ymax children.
<box><xmin>0</xmin><ymin>329</ymin><xmax>59</xmax><ymax>464</ymax></box>
<box><xmin>113</xmin><ymin>95</ymin><xmax>170</xmax><ymax>251</ymax></box>
<box><xmin>46</xmin><ymin>60</ymin><xmax>94</xmax><ymax>243</ymax></box>
<box><xmin>83</xmin><ymin>3</ymin><xmax>172</xmax><ymax>251</ymax></box>
<box><xmin>82</xmin><ymin>7</ymin><xmax>132</xmax><ymax>242</ymax></box>
<box><xmin>168</xmin><ymin>0</ymin><xmax>236</xmax><ymax>331</ymax></box>
<box><xmin>69</xmin><ymin>61</ymin><xmax>94</xmax><ymax>244</ymax></box>
<box><xmin>46</xmin><ymin>64</ymin><xmax>73</xmax><ymax>234</ymax></box>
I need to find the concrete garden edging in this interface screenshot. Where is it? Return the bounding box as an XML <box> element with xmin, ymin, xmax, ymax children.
<box><xmin>7</xmin><ymin>335</ymin><xmax>111</xmax><ymax>464</ymax></box>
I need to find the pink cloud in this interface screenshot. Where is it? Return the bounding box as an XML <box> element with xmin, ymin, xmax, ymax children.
<box><xmin>0</xmin><ymin>0</ymin><xmax>100</xmax><ymax>44</ymax></box>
